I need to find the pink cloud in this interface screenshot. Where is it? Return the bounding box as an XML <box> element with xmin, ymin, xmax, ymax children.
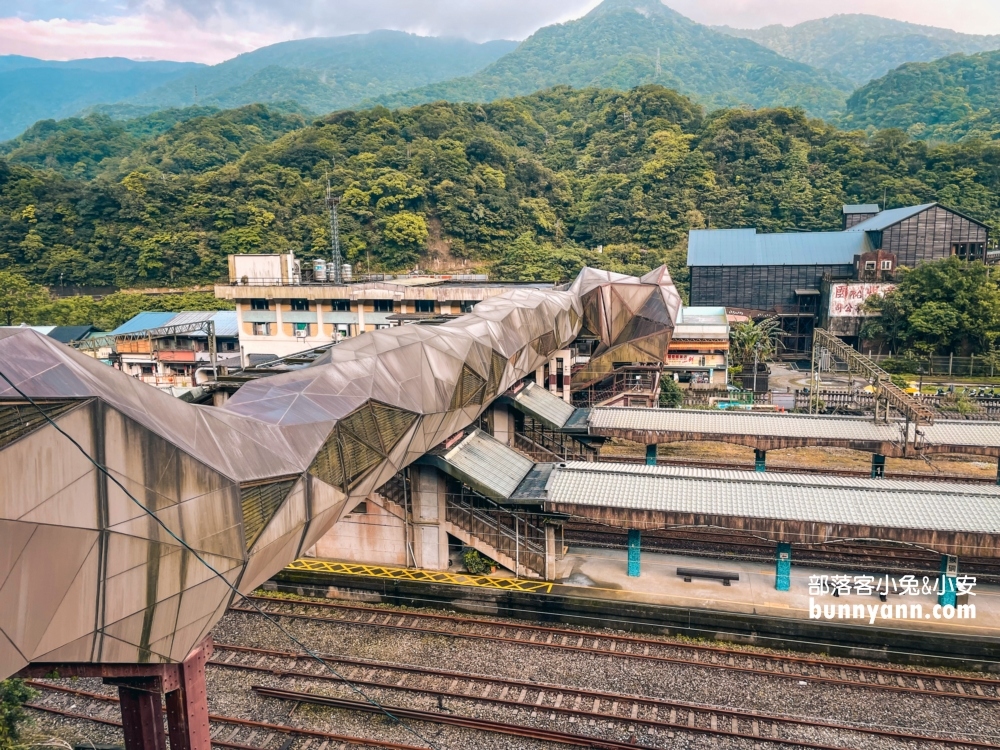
<box><xmin>665</xmin><ymin>0</ymin><xmax>1000</xmax><ymax>34</ymax></box>
<box><xmin>0</xmin><ymin>11</ymin><xmax>289</xmax><ymax>63</ymax></box>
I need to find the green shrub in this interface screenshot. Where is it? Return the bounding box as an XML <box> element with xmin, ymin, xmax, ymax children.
<box><xmin>461</xmin><ymin>548</ymin><xmax>496</xmax><ymax>575</ymax></box>
<box><xmin>0</xmin><ymin>679</ymin><xmax>36</xmax><ymax>750</ymax></box>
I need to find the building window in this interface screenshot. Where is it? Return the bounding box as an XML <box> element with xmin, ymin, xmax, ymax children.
<box><xmin>336</xmin><ymin>324</ymin><xmax>350</xmax><ymax>337</ymax></box>
<box><xmin>414</xmin><ymin>300</ymin><xmax>435</xmax><ymax>313</ymax></box>
<box><xmin>294</xmin><ymin>323</ymin><xmax>310</xmax><ymax>337</ymax></box>
<box><xmin>290</xmin><ymin>299</ymin><xmax>310</xmax><ymax>311</ymax></box>
<box><xmin>252</xmin><ymin>323</ymin><xmax>271</xmax><ymax>336</ymax></box>
<box><xmin>330</xmin><ymin>299</ymin><xmax>350</xmax><ymax>311</ymax></box>
<box><xmin>880</xmin><ymin>260</ymin><xmax>892</xmax><ymax>270</ymax></box>
<box><xmin>373</xmin><ymin>299</ymin><xmax>394</xmax><ymax>312</ymax></box>
<box><xmin>250</xmin><ymin>299</ymin><xmax>269</xmax><ymax>311</ymax></box>
<box><xmin>460</xmin><ymin>300</ymin><xmax>478</xmax><ymax>313</ymax></box>
<box><xmin>864</xmin><ymin>261</ymin><xmax>876</xmax><ymax>271</ymax></box>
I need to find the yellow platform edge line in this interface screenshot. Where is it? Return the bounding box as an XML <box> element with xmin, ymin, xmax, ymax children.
<box><xmin>285</xmin><ymin>558</ymin><xmax>553</xmax><ymax>593</ymax></box>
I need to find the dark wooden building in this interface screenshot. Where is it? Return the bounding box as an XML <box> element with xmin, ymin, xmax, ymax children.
<box><xmin>688</xmin><ymin>203</ymin><xmax>990</xmax><ymax>354</ymax></box>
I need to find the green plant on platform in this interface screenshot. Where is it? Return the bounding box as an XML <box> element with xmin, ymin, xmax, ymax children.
<box><xmin>659</xmin><ymin>376</ymin><xmax>684</xmax><ymax>408</ymax></box>
<box><xmin>889</xmin><ymin>373</ymin><xmax>910</xmax><ymax>390</ymax></box>
<box><xmin>939</xmin><ymin>391</ymin><xmax>976</xmax><ymax>415</ymax></box>
<box><xmin>0</xmin><ymin>679</ymin><xmax>36</xmax><ymax>750</ymax></box>
<box><xmin>462</xmin><ymin>548</ymin><xmax>496</xmax><ymax>575</ymax></box>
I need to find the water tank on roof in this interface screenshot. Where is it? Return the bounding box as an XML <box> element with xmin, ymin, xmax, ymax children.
<box><xmin>341</xmin><ymin>264</ymin><xmax>353</xmax><ymax>283</ymax></box>
<box><xmin>313</xmin><ymin>259</ymin><xmax>327</xmax><ymax>282</ymax></box>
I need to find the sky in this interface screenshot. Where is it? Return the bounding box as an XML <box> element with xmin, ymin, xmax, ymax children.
<box><xmin>1</xmin><ymin>0</ymin><xmax>999</xmax><ymax>64</ymax></box>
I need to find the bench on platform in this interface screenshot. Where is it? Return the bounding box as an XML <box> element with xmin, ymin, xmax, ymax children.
<box><xmin>677</xmin><ymin>567</ymin><xmax>740</xmax><ymax>586</ymax></box>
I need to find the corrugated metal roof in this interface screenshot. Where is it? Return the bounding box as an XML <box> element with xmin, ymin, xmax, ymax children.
<box><xmin>542</xmin><ymin>462</ymin><xmax>1000</xmax><ymax>534</ymax></box>
<box><xmin>109</xmin><ymin>311</ymin><xmax>238</xmax><ymax>337</ymax></box>
<box><xmin>438</xmin><ymin>429</ymin><xmax>534</xmax><ymax>500</ymax></box>
<box><xmin>847</xmin><ymin>203</ymin><xmax>935</xmax><ymax>232</ymax></box>
<box><xmin>588</xmin><ymin>407</ymin><xmax>904</xmax><ymax>442</ymax></box>
<box><xmin>920</xmin><ymin>420</ymin><xmax>1000</xmax><ymax>448</ymax></box>
<box><xmin>109</xmin><ymin>312</ymin><xmax>177</xmax><ymax>335</ymax></box>
<box><xmin>512</xmin><ymin>382</ymin><xmax>576</xmax><ymax>429</ymax></box>
<box><xmin>687</xmin><ymin>228</ymin><xmax>869</xmax><ymax>267</ymax></box>
<box><xmin>843</xmin><ymin>204</ymin><xmax>879</xmax><ymax>214</ymax></box>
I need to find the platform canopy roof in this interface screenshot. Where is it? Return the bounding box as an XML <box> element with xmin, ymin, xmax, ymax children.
<box><xmin>539</xmin><ymin>462</ymin><xmax>1000</xmax><ymax>534</ymax></box>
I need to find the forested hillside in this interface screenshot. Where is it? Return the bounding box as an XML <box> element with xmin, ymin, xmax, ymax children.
<box><xmin>377</xmin><ymin>0</ymin><xmax>852</xmax><ymax>119</ymax></box>
<box><xmin>718</xmin><ymin>15</ymin><xmax>1000</xmax><ymax>85</ymax></box>
<box><xmin>842</xmin><ymin>50</ymin><xmax>1000</xmax><ymax>141</ymax></box>
<box><xmin>2</xmin><ymin>85</ymin><xmax>999</xmax><ymax>294</ymax></box>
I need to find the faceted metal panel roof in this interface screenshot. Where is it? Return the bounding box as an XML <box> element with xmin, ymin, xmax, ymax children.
<box><xmin>543</xmin><ymin>462</ymin><xmax>1000</xmax><ymax>534</ymax></box>
<box><xmin>438</xmin><ymin>429</ymin><xmax>534</xmax><ymax>500</ymax></box>
<box><xmin>687</xmin><ymin>228</ymin><xmax>870</xmax><ymax>267</ymax></box>
<box><xmin>0</xmin><ymin>267</ymin><xmax>608</xmax><ymax>680</ymax></box>
<box><xmin>512</xmin><ymin>382</ymin><xmax>576</xmax><ymax>428</ymax></box>
<box><xmin>847</xmin><ymin>203</ymin><xmax>936</xmax><ymax>232</ymax></box>
<box><xmin>588</xmin><ymin>407</ymin><xmax>906</xmax><ymax>442</ymax></box>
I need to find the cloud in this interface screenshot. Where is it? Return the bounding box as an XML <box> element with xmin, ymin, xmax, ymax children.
<box><xmin>0</xmin><ymin>8</ymin><xmax>292</xmax><ymax>62</ymax></box>
<box><xmin>2</xmin><ymin>0</ymin><xmax>999</xmax><ymax>64</ymax></box>
<box><xmin>150</xmin><ymin>0</ymin><xmax>602</xmax><ymax>42</ymax></box>
<box><xmin>665</xmin><ymin>0</ymin><xmax>1000</xmax><ymax>35</ymax></box>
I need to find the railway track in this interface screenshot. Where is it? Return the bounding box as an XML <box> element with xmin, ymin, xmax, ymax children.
<box><xmin>25</xmin><ymin>681</ymin><xmax>426</xmax><ymax>750</ymax></box>
<box><xmin>240</xmin><ymin>594</ymin><xmax>1000</xmax><ymax>703</ymax></box>
<box><xmin>214</xmin><ymin>642</ymin><xmax>1000</xmax><ymax>749</ymax></box>
<box><xmin>24</xmin><ymin>664</ymin><xmax>1000</xmax><ymax>750</ymax></box>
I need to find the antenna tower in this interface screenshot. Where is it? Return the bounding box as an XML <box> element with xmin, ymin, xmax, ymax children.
<box><xmin>326</xmin><ymin>177</ymin><xmax>344</xmax><ymax>285</ymax></box>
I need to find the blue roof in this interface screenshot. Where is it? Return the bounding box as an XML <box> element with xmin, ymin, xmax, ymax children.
<box><xmin>110</xmin><ymin>312</ymin><xmax>176</xmax><ymax>335</ymax></box>
<box><xmin>847</xmin><ymin>203</ymin><xmax>936</xmax><ymax>232</ymax></box>
<box><xmin>687</xmin><ymin>228</ymin><xmax>870</xmax><ymax>267</ymax></box>
<box><xmin>109</xmin><ymin>311</ymin><xmax>238</xmax><ymax>337</ymax></box>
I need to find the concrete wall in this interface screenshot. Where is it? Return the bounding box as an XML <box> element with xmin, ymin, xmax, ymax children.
<box><xmin>310</xmin><ymin>498</ymin><xmax>408</xmax><ymax>566</ymax></box>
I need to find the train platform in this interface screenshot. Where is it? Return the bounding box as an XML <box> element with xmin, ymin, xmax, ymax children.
<box><xmin>553</xmin><ymin>547</ymin><xmax>999</xmax><ymax>639</ymax></box>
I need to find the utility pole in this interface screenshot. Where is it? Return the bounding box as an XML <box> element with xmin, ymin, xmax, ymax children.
<box><xmin>326</xmin><ymin>177</ymin><xmax>344</xmax><ymax>285</ymax></box>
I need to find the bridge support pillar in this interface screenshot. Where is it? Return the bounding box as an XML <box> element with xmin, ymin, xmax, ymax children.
<box><xmin>871</xmin><ymin>453</ymin><xmax>886</xmax><ymax>479</ymax></box>
<box><xmin>410</xmin><ymin>465</ymin><xmax>449</xmax><ymax>570</ymax></box>
<box><xmin>775</xmin><ymin>542</ymin><xmax>791</xmax><ymax>591</ymax></box>
<box><xmin>938</xmin><ymin>554</ymin><xmax>958</xmax><ymax>607</ymax></box>
<box><xmin>492</xmin><ymin>403</ymin><xmax>513</xmax><ymax>446</ymax></box>
<box><xmin>544</xmin><ymin>523</ymin><xmax>558</xmax><ymax>581</ymax></box>
<box><xmin>754</xmin><ymin>449</ymin><xmax>766</xmax><ymax>472</ymax></box>
<box><xmin>627</xmin><ymin>529</ymin><xmax>641</xmax><ymax>577</ymax></box>
<box><xmin>646</xmin><ymin>444</ymin><xmax>657</xmax><ymax>465</ymax></box>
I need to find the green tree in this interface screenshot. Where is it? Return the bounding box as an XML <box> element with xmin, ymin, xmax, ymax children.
<box><xmin>659</xmin><ymin>375</ymin><xmax>684</xmax><ymax>408</ymax></box>
<box><xmin>862</xmin><ymin>257</ymin><xmax>1000</xmax><ymax>355</ymax></box>
<box><xmin>729</xmin><ymin>317</ymin><xmax>782</xmax><ymax>366</ymax></box>
<box><xmin>0</xmin><ymin>271</ymin><xmax>48</xmax><ymax>326</ymax></box>
<box><xmin>380</xmin><ymin>212</ymin><xmax>429</xmax><ymax>269</ymax></box>
<box><xmin>0</xmin><ymin>679</ymin><xmax>35</xmax><ymax>750</ymax></box>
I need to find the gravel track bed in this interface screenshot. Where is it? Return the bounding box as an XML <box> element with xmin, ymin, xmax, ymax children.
<box><xmin>214</xmin><ymin>608</ymin><xmax>1000</xmax><ymax>743</ymax></box>
<box><xmin>249</xmin><ymin>592</ymin><xmax>997</xmax><ymax>679</ymax></box>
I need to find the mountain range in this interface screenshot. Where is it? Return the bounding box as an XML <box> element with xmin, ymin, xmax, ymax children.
<box><xmin>2</xmin><ymin>1</ymin><xmax>1000</xmax><ymax>143</ymax></box>
<box><xmin>0</xmin><ymin>57</ymin><xmax>203</xmax><ymax>140</ymax></box>
<box><xmin>717</xmin><ymin>14</ymin><xmax>1000</xmax><ymax>84</ymax></box>
<box><xmin>374</xmin><ymin>0</ymin><xmax>852</xmax><ymax>118</ymax></box>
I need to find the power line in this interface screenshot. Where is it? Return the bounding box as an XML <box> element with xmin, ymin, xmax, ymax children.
<box><xmin>0</xmin><ymin>366</ymin><xmax>443</xmax><ymax>750</ymax></box>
